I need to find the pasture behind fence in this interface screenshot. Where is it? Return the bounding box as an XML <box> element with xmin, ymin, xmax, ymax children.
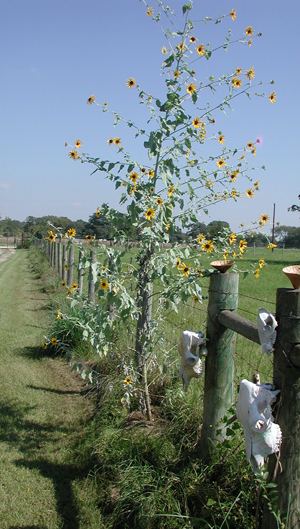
<box><xmin>34</xmin><ymin>237</ymin><xmax>300</xmax><ymax>527</ymax></box>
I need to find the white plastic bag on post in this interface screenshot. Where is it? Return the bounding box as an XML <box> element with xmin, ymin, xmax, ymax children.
<box><xmin>178</xmin><ymin>330</ymin><xmax>207</xmax><ymax>390</ymax></box>
<box><xmin>257</xmin><ymin>307</ymin><xmax>278</xmax><ymax>354</ymax></box>
<box><xmin>236</xmin><ymin>379</ymin><xmax>281</xmax><ymax>472</ymax></box>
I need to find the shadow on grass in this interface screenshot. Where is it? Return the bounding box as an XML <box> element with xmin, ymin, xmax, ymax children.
<box><xmin>15</xmin><ymin>459</ymin><xmax>87</xmax><ymax>529</ymax></box>
<box><xmin>27</xmin><ymin>384</ymin><xmax>81</xmax><ymax>396</ymax></box>
<box><xmin>9</xmin><ymin>526</ymin><xmax>47</xmax><ymax>529</ymax></box>
<box><xmin>20</xmin><ymin>345</ymin><xmax>58</xmax><ymax>360</ymax></box>
<box><xmin>0</xmin><ymin>397</ymin><xmax>89</xmax><ymax>529</ymax></box>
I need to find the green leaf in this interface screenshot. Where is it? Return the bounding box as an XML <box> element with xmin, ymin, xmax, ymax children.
<box><xmin>192</xmin><ymin>92</ymin><xmax>198</xmax><ymax>104</ymax></box>
<box><xmin>206</xmin><ymin>498</ymin><xmax>217</xmax><ymax>506</ymax></box>
<box><xmin>182</xmin><ymin>2</ymin><xmax>192</xmax><ymax>14</ymax></box>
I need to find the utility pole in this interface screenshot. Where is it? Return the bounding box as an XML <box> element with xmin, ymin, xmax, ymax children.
<box><xmin>271</xmin><ymin>203</ymin><xmax>276</xmax><ymax>251</ymax></box>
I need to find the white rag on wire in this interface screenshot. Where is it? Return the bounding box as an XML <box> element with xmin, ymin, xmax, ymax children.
<box><xmin>236</xmin><ymin>379</ymin><xmax>281</xmax><ymax>472</ymax></box>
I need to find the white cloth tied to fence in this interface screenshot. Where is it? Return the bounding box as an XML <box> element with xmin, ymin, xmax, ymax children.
<box><xmin>236</xmin><ymin>379</ymin><xmax>281</xmax><ymax>472</ymax></box>
<box><xmin>178</xmin><ymin>330</ymin><xmax>207</xmax><ymax>390</ymax></box>
<box><xmin>257</xmin><ymin>307</ymin><xmax>278</xmax><ymax>354</ymax></box>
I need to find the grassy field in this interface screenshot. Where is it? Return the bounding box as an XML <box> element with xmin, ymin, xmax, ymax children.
<box><xmin>25</xmin><ymin>244</ymin><xmax>300</xmax><ymax>528</ymax></box>
<box><xmin>0</xmin><ymin>250</ymin><xmax>102</xmax><ymax>529</ymax></box>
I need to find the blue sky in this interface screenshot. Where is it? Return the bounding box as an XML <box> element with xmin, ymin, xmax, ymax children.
<box><xmin>0</xmin><ymin>0</ymin><xmax>299</xmax><ymax>231</ymax></box>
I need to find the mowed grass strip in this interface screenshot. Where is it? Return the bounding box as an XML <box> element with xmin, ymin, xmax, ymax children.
<box><xmin>0</xmin><ymin>250</ymin><xmax>102</xmax><ymax>529</ymax></box>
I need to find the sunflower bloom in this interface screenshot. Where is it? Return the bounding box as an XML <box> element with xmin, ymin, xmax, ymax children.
<box><xmin>144</xmin><ymin>208</ymin><xmax>155</xmax><ymax>221</ymax></box>
<box><xmin>230</xmin><ymin>9</ymin><xmax>237</xmax><ymax>21</ymax></box>
<box><xmin>229</xmin><ymin>233</ymin><xmax>237</xmax><ymax>245</ymax></box>
<box><xmin>232</xmin><ymin>77</ymin><xmax>242</xmax><ymax>89</ymax></box>
<box><xmin>229</xmin><ymin>170</ymin><xmax>239</xmax><ymax>182</ymax></box>
<box><xmin>258</xmin><ymin>259</ymin><xmax>265</xmax><ymax>269</ymax></box>
<box><xmin>190</xmin><ymin>36</ymin><xmax>197</xmax><ymax>43</ymax></box>
<box><xmin>156</xmin><ymin>197</ymin><xmax>164</xmax><ymax>206</ymax></box>
<box><xmin>167</xmin><ymin>184</ymin><xmax>175</xmax><ymax>197</ymax></box>
<box><xmin>87</xmin><ymin>95</ymin><xmax>96</xmax><ymax>105</ymax></box>
<box><xmin>107</xmin><ymin>138</ymin><xmax>114</xmax><ymax>145</ymax></box>
<box><xmin>69</xmin><ymin>150</ymin><xmax>79</xmax><ymax>160</ymax></box>
<box><xmin>85</xmin><ymin>234</ymin><xmax>95</xmax><ymax>241</ymax></box>
<box><xmin>182</xmin><ymin>265</ymin><xmax>190</xmax><ymax>278</ymax></box>
<box><xmin>146</xmin><ymin>6</ymin><xmax>153</xmax><ymax>16</ymax></box>
<box><xmin>267</xmin><ymin>242</ymin><xmax>277</xmax><ymax>249</ymax></box>
<box><xmin>123</xmin><ymin>376</ymin><xmax>133</xmax><ymax>385</ymax></box>
<box><xmin>174</xmin><ymin>69</ymin><xmax>181</xmax><ymax>78</ymax></box>
<box><xmin>99</xmin><ymin>279</ymin><xmax>109</xmax><ymax>291</ymax></box>
<box><xmin>67</xmin><ymin>227</ymin><xmax>76</xmax><ymax>238</ymax></box>
<box><xmin>126</xmin><ymin>78</ymin><xmax>136</xmax><ymax>88</ymax></box>
<box><xmin>50</xmin><ymin>337</ymin><xmax>58</xmax><ymax>346</ymax></box>
<box><xmin>246</xmin><ymin>67</ymin><xmax>255</xmax><ymax>80</ymax></box>
<box><xmin>269</xmin><ymin>92</ymin><xmax>277</xmax><ymax>104</ymax></box>
<box><xmin>192</xmin><ymin>117</ymin><xmax>202</xmax><ymax>128</ymax></box>
<box><xmin>216</xmin><ymin>158</ymin><xmax>226</xmax><ymax>168</ymax></box>
<box><xmin>245</xmin><ymin>26</ymin><xmax>254</xmax><ymax>36</ymax></box>
<box><xmin>47</xmin><ymin>230</ymin><xmax>57</xmax><ymax>242</ymax></box>
<box><xmin>246</xmin><ymin>188</ymin><xmax>254</xmax><ymax>198</ymax></box>
<box><xmin>254</xmin><ymin>268</ymin><xmax>260</xmax><ymax>279</ymax></box>
<box><xmin>218</xmin><ymin>135</ymin><xmax>225</xmax><ymax>144</ymax></box>
<box><xmin>186</xmin><ymin>83</ymin><xmax>197</xmax><ymax>95</ymax></box>
<box><xmin>74</xmin><ymin>139</ymin><xmax>82</xmax><ymax>149</ymax></box>
<box><xmin>239</xmin><ymin>239</ymin><xmax>248</xmax><ymax>253</ymax></box>
<box><xmin>129</xmin><ymin>171</ymin><xmax>139</xmax><ymax>184</ymax></box>
<box><xmin>196</xmin><ymin>233</ymin><xmax>206</xmax><ymax>244</ymax></box>
<box><xmin>202</xmin><ymin>240</ymin><xmax>215</xmax><ymax>253</ymax></box>
<box><xmin>113</xmin><ymin>137</ymin><xmax>121</xmax><ymax>146</ymax></box>
<box><xmin>196</xmin><ymin>44</ymin><xmax>206</xmax><ymax>56</ymax></box>
<box><xmin>148</xmin><ymin>169</ymin><xmax>155</xmax><ymax>179</ymax></box>
<box><xmin>259</xmin><ymin>213</ymin><xmax>269</xmax><ymax>225</ymax></box>
<box><xmin>177</xmin><ymin>42</ymin><xmax>187</xmax><ymax>53</ymax></box>
<box><xmin>231</xmin><ymin>189</ymin><xmax>239</xmax><ymax>198</ymax></box>
<box><xmin>161</xmin><ymin>46</ymin><xmax>168</xmax><ymax>55</ymax></box>
<box><xmin>235</xmin><ymin>67</ymin><xmax>242</xmax><ymax>75</ymax></box>
<box><xmin>95</xmin><ymin>208</ymin><xmax>101</xmax><ymax>218</ymax></box>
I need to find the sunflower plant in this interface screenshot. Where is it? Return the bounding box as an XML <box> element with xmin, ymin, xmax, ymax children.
<box><xmin>67</xmin><ymin>0</ymin><xmax>275</xmax><ymax>419</ymax></box>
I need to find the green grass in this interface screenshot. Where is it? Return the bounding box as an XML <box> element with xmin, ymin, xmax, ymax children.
<box><xmin>0</xmin><ymin>250</ymin><xmax>103</xmax><ymax>529</ymax></box>
<box><xmin>32</xmin><ymin>244</ymin><xmax>299</xmax><ymax>528</ymax></box>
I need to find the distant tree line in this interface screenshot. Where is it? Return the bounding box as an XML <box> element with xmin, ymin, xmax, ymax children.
<box><xmin>0</xmin><ymin>210</ymin><xmax>299</xmax><ymax>248</ymax></box>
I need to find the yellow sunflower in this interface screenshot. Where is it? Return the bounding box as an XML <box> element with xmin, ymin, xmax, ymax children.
<box><xmin>246</xmin><ymin>66</ymin><xmax>255</xmax><ymax>80</ymax></box>
<box><xmin>69</xmin><ymin>150</ymin><xmax>79</xmax><ymax>160</ymax></box>
<box><xmin>218</xmin><ymin>135</ymin><xmax>225</xmax><ymax>144</ymax></box>
<box><xmin>246</xmin><ymin>188</ymin><xmax>254</xmax><ymax>198</ymax></box>
<box><xmin>50</xmin><ymin>337</ymin><xmax>58</xmax><ymax>346</ymax></box>
<box><xmin>254</xmin><ymin>268</ymin><xmax>260</xmax><ymax>279</ymax></box>
<box><xmin>87</xmin><ymin>95</ymin><xmax>96</xmax><ymax>105</ymax></box>
<box><xmin>201</xmin><ymin>240</ymin><xmax>215</xmax><ymax>253</ymax></box>
<box><xmin>74</xmin><ymin>139</ymin><xmax>82</xmax><ymax>149</ymax></box>
<box><xmin>174</xmin><ymin>69</ymin><xmax>181</xmax><ymax>79</ymax></box>
<box><xmin>123</xmin><ymin>376</ymin><xmax>133</xmax><ymax>385</ymax></box>
<box><xmin>129</xmin><ymin>171</ymin><xmax>139</xmax><ymax>184</ymax></box>
<box><xmin>95</xmin><ymin>208</ymin><xmax>101</xmax><ymax>218</ymax></box>
<box><xmin>216</xmin><ymin>158</ymin><xmax>226</xmax><ymax>168</ymax></box>
<box><xmin>196</xmin><ymin>44</ymin><xmax>206</xmax><ymax>56</ymax></box>
<box><xmin>269</xmin><ymin>92</ymin><xmax>277</xmax><ymax>104</ymax></box>
<box><xmin>100</xmin><ymin>279</ymin><xmax>109</xmax><ymax>290</ymax></box>
<box><xmin>245</xmin><ymin>26</ymin><xmax>254</xmax><ymax>36</ymax></box>
<box><xmin>259</xmin><ymin>214</ymin><xmax>269</xmax><ymax>225</ymax></box>
<box><xmin>148</xmin><ymin>169</ymin><xmax>155</xmax><ymax>179</ymax></box>
<box><xmin>230</xmin><ymin>9</ymin><xmax>237</xmax><ymax>21</ymax></box>
<box><xmin>156</xmin><ymin>197</ymin><xmax>164</xmax><ymax>206</ymax></box>
<box><xmin>167</xmin><ymin>184</ymin><xmax>175</xmax><ymax>197</ymax></box>
<box><xmin>189</xmin><ymin>36</ymin><xmax>197</xmax><ymax>43</ymax></box>
<box><xmin>146</xmin><ymin>6</ymin><xmax>153</xmax><ymax>16</ymax></box>
<box><xmin>126</xmin><ymin>78</ymin><xmax>136</xmax><ymax>88</ymax></box>
<box><xmin>144</xmin><ymin>208</ymin><xmax>155</xmax><ymax>221</ymax></box>
<box><xmin>186</xmin><ymin>83</ymin><xmax>197</xmax><ymax>95</ymax></box>
<box><xmin>113</xmin><ymin>137</ymin><xmax>121</xmax><ymax>146</ymax></box>
<box><xmin>182</xmin><ymin>265</ymin><xmax>190</xmax><ymax>277</ymax></box>
<box><xmin>196</xmin><ymin>233</ymin><xmax>206</xmax><ymax>244</ymax></box>
<box><xmin>67</xmin><ymin>227</ymin><xmax>76</xmax><ymax>238</ymax></box>
<box><xmin>231</xmin><ymin>77</ymin><xmax>242</xmax><ymax>89</ymax></box>
<box><xmin>239</xmin><ymin>239</ymin><xmax>248</xmax><ymax>252</ymax></box>
<box><xmin>258</xmin><ymin>259</ymin><xmax>265</xmax><ymax>269</ymax></box>
<box><xmin>235</xmin><ymin>67</ymin><xmax>242</xmax><ymax>75</ymax></box>
<box><xmin>229</xmin><ymin>233</ymin><xmax>237</xmax><ymax>245</ymax></box>
<box><xmin>267</xmin><ymin>242</ymin><xmax>277</xmax><ymax>249</ymax></box>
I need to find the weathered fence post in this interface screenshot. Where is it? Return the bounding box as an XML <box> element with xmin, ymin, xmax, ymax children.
<box><xmin>54</xmin><ymin>241</ymin><xmax>58</xmax><ymax>270</ymax></box>
<box><xmin>67</xmin><ymin>242</ymin><xmax>74</xmax><ymax>287</ymax></box>
<box><xmin>50</xmin><ymin>241</ymin><xmax>55</xmax><ymax>267</ymax></box>
<box><xmin>78</xmin><ymin>248</ymin><xmax>85</xmax><ymax>295</ymax></box>
<box><xmin>57</xmin><ymin>240</ymin><xmax>62</xmax><ymax>277</ymax></box>
<box><xmin>200</xmin><ymin>271</ymin><xmax>239</xmax><ymax>456</ymax></box>
<box><xmin>62</xmin><ymin>242</ymin><xmax>67</xmax><ymax>282</ymax></box>
<box><xmin>88</xmin><ymin>248</ymin><xmax>96</xmax><ymax>302</ymax></box>
<box><xmin>263</xmin><ymin>287</ymin><xmax>300</xmax><ymax>528</ymax></box>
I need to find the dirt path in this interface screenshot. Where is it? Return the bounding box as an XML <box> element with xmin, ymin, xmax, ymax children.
<box><xmin>0</xmin><ymin>251</ymin><xmax>101</xmax><ymax>529</ymax></box>
<box><xmin>0</xmin><ymin>247</ymin><xmax>15</xmax><ymax>263</ymax></box>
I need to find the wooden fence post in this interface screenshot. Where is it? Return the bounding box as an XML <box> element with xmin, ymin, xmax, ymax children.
<box><xmin>62</xmin><ymin>242</ymin><xmax>67</xmax><ymax>282</ymax></box>
<box><xmin>200</xmin><ymin>271</ymin><xmax>239</xmax><ymax>456</ymax></box>
<box><xmin>78</xmin><ymin>248</ymin><xmax>85</xmax><ymax>295</ymax></box>
<box><xmin>88</xmin><ymin>248</ymin><xmax>96</xmax><ymax>302</ymax></box>
<box><xmin>57</xmin><ymin>240</ymin><xmax>62</xmax><ymax>277</ymax></box>
<box><xmin>67</xmin><ymin>243</ymin><xmax>74</xmax><ymax>287</ymax></box>
<box><xmin>262</xmin><ymin>287</ymin><xmax>300</xmax><ymax>528</ymax></box>
<box><xmin>50</xmin><ymin>242</ymin><xmax>55</xmax><ymax>267</ymax></box>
